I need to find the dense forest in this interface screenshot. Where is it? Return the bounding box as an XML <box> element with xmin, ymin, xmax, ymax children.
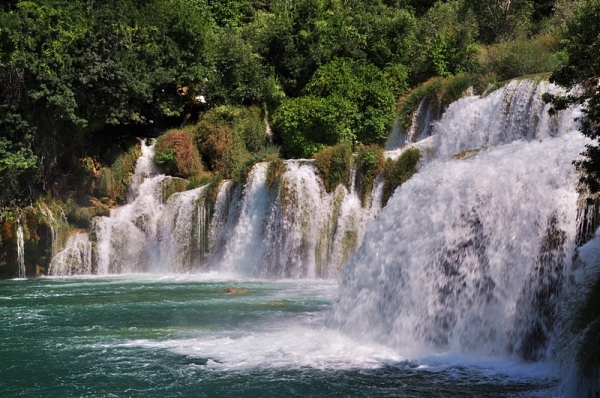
<box><xmin>0</xmin><ymin>0</ymin><xmax>598</xmax><ymax>216</ymax></box>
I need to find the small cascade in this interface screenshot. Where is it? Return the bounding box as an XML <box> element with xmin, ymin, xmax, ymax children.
<box><xmin>48</xmin><ymin>139</ymin><xmax>382</xmax><ymax>276</ymax></box>
<box><xmin>434</xmin><ymin>79</ymin><xmax>578</xmax><ymax>158</ymax></box>
<box><xmin>94</xmin><ymin>139</ymin><xmax>167</xmax><ymax>274</ymax></box>
<box><xmin>220</xmin><ymin>163</ymin><xmax>271</xmax><ymax>274</ymax></box>
<box><xmin>385</xmin><ymin>97</ymin><xmax>442</xmax><ymax>150</ymax></box>
<box><xmin>128</xmin><ymin>138</ymin><xmax>160</xmax><ymax>200</ymax></box>
<box><xmin>157</xmin><ymin>186</ymin><xmax>210</xmax><ymax>272</ymax></box>
<box><xmin>48</xmin><ymin>233</ymin><xmax>93</xmax><ymax>276</ymax></box>
<box><xmin>38</xmin><ymin>204</ymin><xmax>59</xmax><ymax>257</ymax></box>
<box><xmin>330</xmin><ymin>78</ymin><xmax>586</xmax><ymax>360</ymax></box>
<box><xmin>16</xmin><ymin>222</ymin><xmax>25</xmax><ymax>278</ymax></box>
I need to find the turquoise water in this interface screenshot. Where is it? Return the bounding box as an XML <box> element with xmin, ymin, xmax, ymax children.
<box><xmin>1</xmin><ymin>275</ymin><xmax>558</xmax><ymax>397</ymax></box>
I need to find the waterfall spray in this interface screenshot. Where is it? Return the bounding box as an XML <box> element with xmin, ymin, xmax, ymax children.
<box><xmin>330</xmin><ymin>79</ymin><xmax>586</xmax><ymax>360</ymax></box>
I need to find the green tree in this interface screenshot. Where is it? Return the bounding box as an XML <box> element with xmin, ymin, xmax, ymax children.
<box><xmin>464</xmin><ymin>0</ymin><xmax>534</xmax><ymax>43</ymax></box>
<box><xmin>414</xmin><ymin>1</ymin><xmax>479</xmax><ymax>80</ymax></box>
<box><xmin>0</xmin><ymin>0</ymin><xmax>216</xmax><ymax>206</ymax></box>
<box><xmin>273</xmin><ymin>58</ymin><xmax>396</xmax><ymax>158</ymax></box>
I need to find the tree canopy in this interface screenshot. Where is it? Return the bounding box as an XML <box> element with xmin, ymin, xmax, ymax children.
<box><xmin>0</xmin><ymin>0</ymin><xmax>579</xmax><ymax>209</ymax></box>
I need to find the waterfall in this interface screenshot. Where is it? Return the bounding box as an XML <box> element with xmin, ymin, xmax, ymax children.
<box><xmin>16</xmin><ymin>222</ymin><xmax>25</xmax><ymax>278</ymax></box>
<box><xmin>49</xmin><ymin>139</ymin><xmax>381</xmax><ymax>276</ymax></box>
<box><xmin>329</xmin><ymin>79</ymin><xmax>586</xmax><ymax>360</ymax></box>
<box><xmin>48</xmin><ymin>233</ymin><xmax>93</xmax><ymax>276</ymax></box>
<box><xmin>93</xmin><ymin>140</ymin><xmax>168</xmax><ymax>274</ymax></box>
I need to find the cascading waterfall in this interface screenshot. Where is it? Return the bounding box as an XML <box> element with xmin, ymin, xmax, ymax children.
<box><xmin>48</xmin><ymin>233</ymin><xmax>93</xmax><ymax>276</ymax></box>
<box><xmin>94</xmin><ymin>141</ymin><xmax>167</xmax><ymax>274</ymax></box>
<box><xmin>328</xmin><ymin>78</ymin><xmax>586</xmax><ymax>361</ymax></box>
<box><xmin>16</xmin><ymin>222</ymin><xmax>25</xmax><ymax>279</ymax></box>
<box><xmin>49</xmin><ymin>140</ymin><xmax>381</xmax><ymax>277</ymax></box>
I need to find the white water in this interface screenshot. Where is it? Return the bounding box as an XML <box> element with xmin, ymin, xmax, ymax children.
<box><xmin>16</xmin><ymin>223</ymin><xmax>25</xmax><ymax>278</ymax></box>
<box><xmin>48</xmin><ymin>233</ymin><xmax>93</xmax><ymax>276</ymax></box>
<box><xmin>50</xmin><ymin>141</ymin><xmax>380</xmax><ymax>277</ymax></box>
<box><xmin>38</xmin><ymin>78</ymin><xmax>599</xmax><ymax>395</ymax></box>
<box><xmin>329</xmin><ymin>79</ymin><xmax>587</xmax><ymax>363</ymax></box>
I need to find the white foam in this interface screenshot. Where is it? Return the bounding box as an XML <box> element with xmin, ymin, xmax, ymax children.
<box><xmin>122</xmin><ymin>326</ymin><xmax>403</xmax><ymax>371</ymax></box>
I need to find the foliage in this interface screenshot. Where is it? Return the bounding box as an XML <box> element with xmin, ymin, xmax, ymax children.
<box><xmin>303</xmin><ymin>58</ymin><xmax>397</xmax><ymax>145</ymax></box>
<box><xmin>355</xmin><ymin>145</ymin><xmax>385</xmax><ymax>206</ymax></box>
<box><xmin>0</xmin><ymin>0</ymin><xmax>215</xmax><ymax>207</ymax></box>
<box><xmin>238</xmin><ymin>146</ymin><xmax>281</xmax><ymax>183</ymax></box>
<box><xmin>382</xmin><ymin>148</ymin><xmax>421</xmax><ymax>206</ymax></box>
<box><xmin>194</xmin><ymin>105</ymin><xmax>267</xmax><ymax>179</ymax></box>
<box><xmin>93</xmin><ymin>143</ymin><xmax>139</xmax><ymax>202</ymax></box>
<box><xmin>206</xmin><ymin>28</ymin><xmax>284</xmax><ymax>110</ymax></box>
<box><xmin>464</xmin><ymin>0</ymin><xmax>534</xmax><ymax>44</ymax></box>
<box><xmin>314</xmin><ymin>142</ymin><xmax>353</xmax><ymax>193</ymax></box>
<box><xmin>274</xmin><ymin>58</ymin><xmax>396</xmax><ymax>158</ymax></box>
<box><xmin>248</xmin><ymin>0</ymin><xmax>417</xmax><ymax>97</ymax></box>
<box><xmin>478</xmin><ymin>34</ymin><xmax>564</xmax><ymax>81</ymax></box>
<box><xmin>412</xmin><ymin>1</ymin><xmax>479</xmax><ymax>81</ymax></box>
<box><xmin>160</xmin><ymin>178</ymin><xmax>190</xmax><ymax>202</ymax></box>
<box><xmin>156</xmin><ymin>130</ymin><xmax>204</xmax><ymax>179</ymax></box>
<box><xmin>0</xmin><ymin>0</ymin><xmax>578</xmax><ymax>212</ymax></box>
<box><xmin>273</xmin><ymin>95</ymin><xmax>355</xmax><ymax>158</ymax></box>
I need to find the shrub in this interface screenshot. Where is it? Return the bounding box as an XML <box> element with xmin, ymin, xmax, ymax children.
<box><xmin>194</xmin><ymin>105</ymin><xmax>267</xmax><ymax>179</ymax></box>
<box><xmin>477</xmin><ymin>34</ymin><xmax>563</xmax><ymax>81</ymax></box>
<box><xmin>314</xmin><ymin>143</ymin><xmax>353</xmax><ymax>193</ymax></box>
<box><xmin>382</xmin><ymin>147</ymin><xmax>420</xmax><ymax>206</ymax></box>
<box><xmin>355</xmin><ymin>145</ymin><xmax>385</xmax><ymax>206</ymax></box>
<box><xmin>93</xmin><ymin>143</ymin><xmax>139</xmax><ymax>202</ymax></box>
<box><xmin>238</xmin><ymin>146</ymin><xmax>280</xmax><ymax>183</ymax></box>
<box><xmin>274</xmin><ymin>58</ymin><xmax>396</xmax><ymax>158</ymax></box>
<box><xmin>273</xmin><ymin>96</ymin><xmax>354</xmax><ymax>158</ymax></box>
<box><xmin>156</xmin><ymin>129</ymin><xmax>203</xmax><ymax>179</ymax></box>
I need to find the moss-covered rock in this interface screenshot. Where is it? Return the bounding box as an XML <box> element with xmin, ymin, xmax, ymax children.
<box><xmin>314</xmin><ymin>143</ymin><xmax>353</xmax><ymax>193</ymax></box>
<box><xmin>155</xmin><ymin>129</ymin><xmax>204</xmax><ymax>179</ymax></box>
<box><xmin>382</xmin><ymin>148</ymin><xmax>421</xmax><ymax>206</ymax></box>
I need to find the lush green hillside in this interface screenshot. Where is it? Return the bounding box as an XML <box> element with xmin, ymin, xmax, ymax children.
<box><xmin>0</xmin><ymin>0</ymin><xmax>580</xmax><ymax>214</ymax></box>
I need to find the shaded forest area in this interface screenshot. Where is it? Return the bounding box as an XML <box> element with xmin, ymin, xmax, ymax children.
<box><xmin>0</xmin><ymin>0</ymin><xmax>592</xmax><ymax>214</ymax></box>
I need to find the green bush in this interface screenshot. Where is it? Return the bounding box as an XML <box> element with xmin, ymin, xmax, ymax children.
<box><xmin>238</xmin><ymin>146</ymin><xmax>280</xmax><ymax>183</ymax></box>
<box><xmin>355</xmin><ymin>145</ymin><xmax>385</xmax><ymax>206</ymax></box>
<box><xmin>93</xmin><ymin>143</ymin><xmax>139</xmax><ymax>202</ymax></box>
<box><xmin>314</xmin><ymin>143</ymin><xmax>353</xmax><ymax>193</ymax></box>
<box><xmin>382</xmin><ymin>148</ymin><xmax>421</xmax><ymax>206</ymax></box>
<box><xmin>274</xmin><ymin>58</ymin><xmax>396</xmax><ymax>158</ymax></box>
<box><xmin>302</xmin><ymin>58</ymin><xmax>396</xmax><ymax>146</ymax></box>
<box><xmin>194</xmin><ymin>105</ymin><xmax>267</xmax><ymax>179</ymax></box>
<box><xmin>274</xmin><ymin>96</ymin><xmax>354</xmax><ymax>158</ymax></box>
<box><xmin>155</xmin><ymin>149</ymin><xmax>177</xmax><ymax>175</ymax></box>
<box><xmin>478</xmin><ymin>34</ymin><xmax>563</xmax><ymax>81</ymax></box>
<box><xmin>156</xmin><ymin>129</ymin><xmax>204</xmax><ymax>179</ymax></box>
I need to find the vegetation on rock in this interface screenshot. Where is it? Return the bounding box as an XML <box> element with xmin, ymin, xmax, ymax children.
<box><xmin>314</xmin><ymin>143</ymin><xmax>353</xmax><ymax>193</ymax></box>
<box><xmin>382</xmin><ymin>148</ymin><xmax>421</xmax><ymax>206</ymax></box>
<box><xmin>156</xmin><ymin>130</ymin><xmax>204</xmax><ymax>179</ymax></box>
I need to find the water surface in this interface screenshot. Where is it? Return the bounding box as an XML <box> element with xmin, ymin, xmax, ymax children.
<box><xmin>1</xmin><ymin>275</ymin><xmax>558</xmax><ymax>397</ymax></box>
